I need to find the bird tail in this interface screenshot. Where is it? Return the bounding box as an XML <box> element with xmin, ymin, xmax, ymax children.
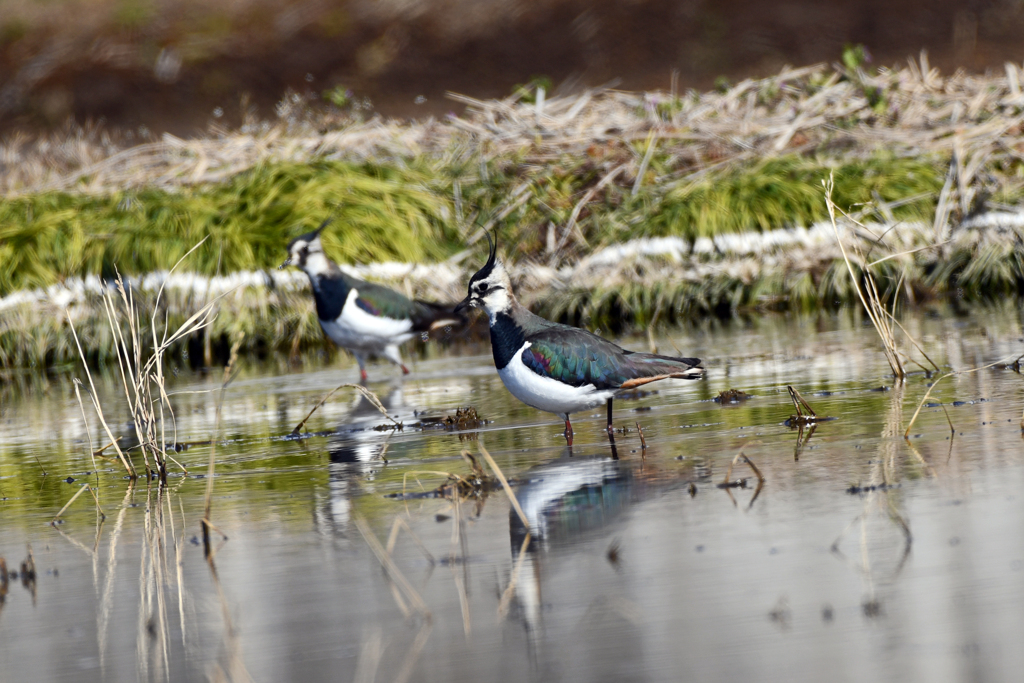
<box><xmin>411</xmin><ymin>300</ymin><xmax>466</xmax><ymax>332</ymax></box>
<box><xmin>618</xmin><ymin>352</ymin><xmax>703</xmax><ymax>389</ymax></box>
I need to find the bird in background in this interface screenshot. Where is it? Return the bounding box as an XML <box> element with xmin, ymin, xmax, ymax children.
<box><xmin>281</xmin><ymin>219</ymin><xmax>462</xmax><ymax>381</ymax></box>
<box><xmin>454</xmin><ymin>233</ymin><xmax>703</xmax><ymax>444</ymax></box>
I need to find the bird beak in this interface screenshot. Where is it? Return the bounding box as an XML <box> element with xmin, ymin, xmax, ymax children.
<box><xmin>453</xmin><ymin>296</ymin><xmax>473</xmax><ymax>315</ymax></box>
<box><xmin>278</xmin><ymin>256</ymin><xmax>292</xmax><ymax>270</ymax></box>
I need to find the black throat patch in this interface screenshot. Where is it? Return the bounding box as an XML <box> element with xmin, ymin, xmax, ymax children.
<box><xmin>489</xmin><ymin>312</ymin><xmax>525</xmax><ymax>370</ymax></box>
<box><xmin>310</xmin><ymin>273</ymin><xmax>351</xmax><ymax>321</ymax></box>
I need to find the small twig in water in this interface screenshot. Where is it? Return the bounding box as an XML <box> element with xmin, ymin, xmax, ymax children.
<box><xmin>903</xmin><ymin>355</ymin><xmax>1015</xmax><ymax>437</ymax></box>
<box><xmin>52</xmin><ymin>484</ymin><xmax>105</xmax><ymax>525</ymax></box>
<box><xmin>787</xmin><ymin>386</ymin><xmax>817</xmax><ymax>418</ymax></box>
<box><xmin>292</xmin><ymin>383</ymin><xmax>399</xmax><ymax>434</ymax></box>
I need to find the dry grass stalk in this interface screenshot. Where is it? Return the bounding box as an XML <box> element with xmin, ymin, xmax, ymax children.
<box><xmin>498</xmin><ymin>532</ymin><xmax>532</xmax><ymax>618</ymax></box>
<box><xmin>722</xmin><ymin>451</ymin><xmax>766</xmax><ymax>486</ymax></box>
<box><xmin>823</xmin><ymin>173</ymin><xmax>905</xmax><ymax>379</ymax></box>
<box><xmin>353</xmin><ymin>515</ymin><xmax>432</xmax><ymax>621</ymax></box>
<box><xmin>71</xmin><ymin>378</ymin><xmax>99</xmax><ymax>477</ymax></box>
<box><xmin>787</xmin><ymin>386</ymin><xmax>817</xmax><ymax>418</ymax></box>
<box><xmin>903</xmin><ymin>355</ymin><xmax>1015</xmax><ymax>437</ymax></box>
<box><xmin>67</xmin><ymin>313</ymin><xmax>135</xmax><ymax>478</ymax></box>
<box><xmin>10</xmin><ymin>55</ymin><xmax>1024</xmax><ymax>198</ymax></box>
<box><xmin>477</xmin><ymin>443</ymin><xmax>529</xmax><ymax>532</ymax></box>
<box><xmin>66</xmin><ymin>239</ymin><xmax>221</xmax><ymax>481</ymax></box>
<box><xmin>385</xmin><ymin>517</ymin><xmax>436</xmax><ymax>567</ymax></box>
<box><xmin>51</xmin><ymin>484</ymin><xmax>105</xmax><ymax>525</ymax></box>
<box><xmin>292</xmin><ymin>383</ymin><xmax>399</xmax><ymax>435</ymax></box>
<box><xmin>202</xmin><ymin>335</ymin><xmax>242</xmax><ymax>558</ymax></box>
<box><xmin>92</xmin><ymin>437</ymin><xmax>123</xmax><ymax>457</ymax></box>
<box><xmin>391</xmin><ymin>622</ymin><xmax>433</xmax><ymax>683</ymax></box>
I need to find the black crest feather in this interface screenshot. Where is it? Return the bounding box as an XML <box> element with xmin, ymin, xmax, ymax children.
<box><xmin>468</xmin><ymin>231</ymin><xmax>498</xmax><ymax>285</ymax></box>
<box><xmin>287</xmin><ymin>218</ymin><xmax>333</xmax><ymax>250</ymax></box>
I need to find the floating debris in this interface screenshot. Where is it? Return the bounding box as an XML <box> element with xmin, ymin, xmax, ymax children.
<box><xmin>606</xmin><ymin>540</ymin><xmax>622</xmax><ymax>568</ymax></box>
<box><xmin>443</xmin><ymin>407</ymin><xmax>484</xmax><ymax>431</ymax></box>
<box><xmin>845</xmin><ymin>483</ymin><xmax>901</xmax><ymax>495</ymax></box>
<box><xmin>0</xmin><ymin>557</ymin><xmax>7</xmax><ymax>609</ymax></box>
<box><xmin>769</xmin><ymin>596</ymin><xmax>791</xmax><ymax>629</ymax></box>
<box><xmin>714</xmin><ymin>389</ymin><xmax>752</xmax><ymax>404</ymax></box>
<box><xmin>784</xmin><ymin>385</ymin><xmax>836</xmax><ymax>427</ymax></box>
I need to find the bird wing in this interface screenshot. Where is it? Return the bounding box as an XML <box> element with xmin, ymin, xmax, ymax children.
<box><xmin>521</xmin><ymin>326</ymin><xmax>702</xmax><ymax>391</ymax></box>
<box><xmin>354</xmin><ymin>280</ymin><xmax>461</xmax><ymax>332</ymax></box>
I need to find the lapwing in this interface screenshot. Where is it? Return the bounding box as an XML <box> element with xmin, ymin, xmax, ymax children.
<box><xmin>454</xmin><ymin>234</ymin><xmax>703</xmax><ymax>444</ymax></box>
<box><xmin>281</xmin><ymin>220</ymin><xmax>462</xmax><ymax>381</ymax></box>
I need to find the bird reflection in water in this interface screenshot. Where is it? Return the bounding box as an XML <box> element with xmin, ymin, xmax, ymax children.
<box><xmin>505</xmin><ymin>442</ymin><xmax>640</xmax><ymax>662</ymax></box>
<box><xmin>317</xmin><ymin>380</ymin><xmax>410</xmax><ymax>533</ymax></box>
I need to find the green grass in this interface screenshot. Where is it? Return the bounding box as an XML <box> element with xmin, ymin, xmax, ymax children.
<box><xmin>4</xmin><ymin>148</ymin><xmax>1024</xmax><ymax>370</ymax></box>
<box><xmin>0</xmin><ymin>160</ymin><xmax>459</xmax><ymax>294</ymax></box>
<box><xmin>0</xmin><ymin>151</ymin><xmax>953</xmax><ymax>295</ymax></box>
<box><xmin>645</xmin><ymin>154</ymin><xmax>942</xmax><ymax>238</ymax></box>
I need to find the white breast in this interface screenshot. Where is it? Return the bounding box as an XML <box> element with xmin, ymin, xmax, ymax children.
<box><xmin>320</xmin><ymin>289</ymin><xmax>415</xmax><ymax>351</ymax></box>
<box><xmin>497</xmin><ymin>342</ymin><xmax>616</xmax><ymax>419</ymax></box>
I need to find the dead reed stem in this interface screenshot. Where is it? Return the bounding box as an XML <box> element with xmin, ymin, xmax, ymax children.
<box><xmin>722</xmin><ymin>451</ymin><xmax>766</xmax><ymax>485</ymax></box>
<box><xmin>67</xmin><ymin>312</ymin><xmax>136</xmax><ymax>478</ymax></box>
<box><xmin>477</xmin><ymin>443</ymin><xmax>529</xmax><ymax>532</ymax></box>
<box><xmin>202</xmin><ymin>336</ymin><xmax>241</xmax><ymax>558</ymax></box>
<box><xmin>385</xmin><ymin>517</ymin><xmax>436</xmax><ymax>567</ymax></box>
<box><xmin>903</xmin><ymin>355</ymin><xmax>1014</xmax><ymax>437</ymax></box>
<box><xmin>292</xmin><ymin>383</ymin><xmax>399</xmax><ymax>434</ymax></box>
<box><xmin>823</xmin><ymin>173</ymin><xmax>906</xmax><ymax>379</ymax></box>
<box><xmin>498</xmin><ymin>532</ymin><xmax>532</xmax><ymax>618</ymax></box>
<box><xmin>787</xmin><ymin>386</ymin><xmax>817</xmax><ymax>418</ymax></box>
<box><xmin>71</xmin><ymin>378</ymin><xmax>99</xmax><ymax>480</ymax></box>
<box><xmin>52</xmin><ymin>484</ymin><xmax>105</xmax><ymax>525</ymax></box>
<box><xmin>353</xmin><ymin>515</ymin><xmax>431</xmax><ymax>620</ymax></box>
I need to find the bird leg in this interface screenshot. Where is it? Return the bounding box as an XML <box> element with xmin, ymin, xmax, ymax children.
<box><xmin>563</xmin><ymin>417</ymin><xmax>574</xmax><ymax>446</ymax></box>
<box><xmin>606</xmin><ymin>398</ymin><xmax>615</xmax><ymax>434</ymax></box>
<box><xmin>354</xmin><ymin>352</ymin><xmax>368</xmax><ymax>383</ymax></box>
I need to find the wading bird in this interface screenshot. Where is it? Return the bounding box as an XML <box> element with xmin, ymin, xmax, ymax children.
<box><xmin>281</xmin><ymin>220</ymin><xmax>462</xmax><ymax>381</ymax></box>
<box><xmin>454</xmin><ymin>234</ymin><xmax>703</xmax><ymax>444</ymax></box>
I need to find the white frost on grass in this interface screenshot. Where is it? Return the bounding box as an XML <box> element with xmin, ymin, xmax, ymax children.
<box><xmin>4</xmin><ymin>213</ymin><xmax>1024</xmax><ymax>313</ymax></box>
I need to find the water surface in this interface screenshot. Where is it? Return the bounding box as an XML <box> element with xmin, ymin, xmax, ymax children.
<box><xmin>1</xmin><ymin>307</ymin><xmax>1023</xmax><ymax>682</ymax></box>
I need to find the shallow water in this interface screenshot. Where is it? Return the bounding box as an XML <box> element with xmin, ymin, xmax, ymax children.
<box><xmin>2</xmin><ymin>307</ymin><xmax>1024</xmax><ymax>682</ymax></box>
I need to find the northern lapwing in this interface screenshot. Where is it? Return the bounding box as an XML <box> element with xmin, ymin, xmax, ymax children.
<box><xmin>454</xmin><ymin>234</ymin><xmax>703</xmax><ymax>444</ymax></box>
<box><xmin>281</xmin><ymin>220</ymin><xmax>462</xmax><ymax>381</ymax></box>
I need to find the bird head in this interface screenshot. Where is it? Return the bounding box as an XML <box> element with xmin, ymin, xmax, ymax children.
<box><xmin>280</xmin><ymin>219</ymin><xmax>332</xmax><ymax>274</ymax></box>
<box><xmin>455</xmin><ymin>231</ymin><xmax>513</xmax><ymax>318</ymax></box>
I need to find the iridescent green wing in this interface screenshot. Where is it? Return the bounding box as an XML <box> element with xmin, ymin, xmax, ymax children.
<box><xmin>522</xmin><ymin>327</ymin><xmax>700</xmax><ymax>389</ymax></box>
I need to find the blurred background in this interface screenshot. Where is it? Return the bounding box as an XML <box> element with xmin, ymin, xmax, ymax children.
<box><xmin>3</xmin><ymin>0</ymin><xmax>1024</xmax><ymax>135</ymax></box>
